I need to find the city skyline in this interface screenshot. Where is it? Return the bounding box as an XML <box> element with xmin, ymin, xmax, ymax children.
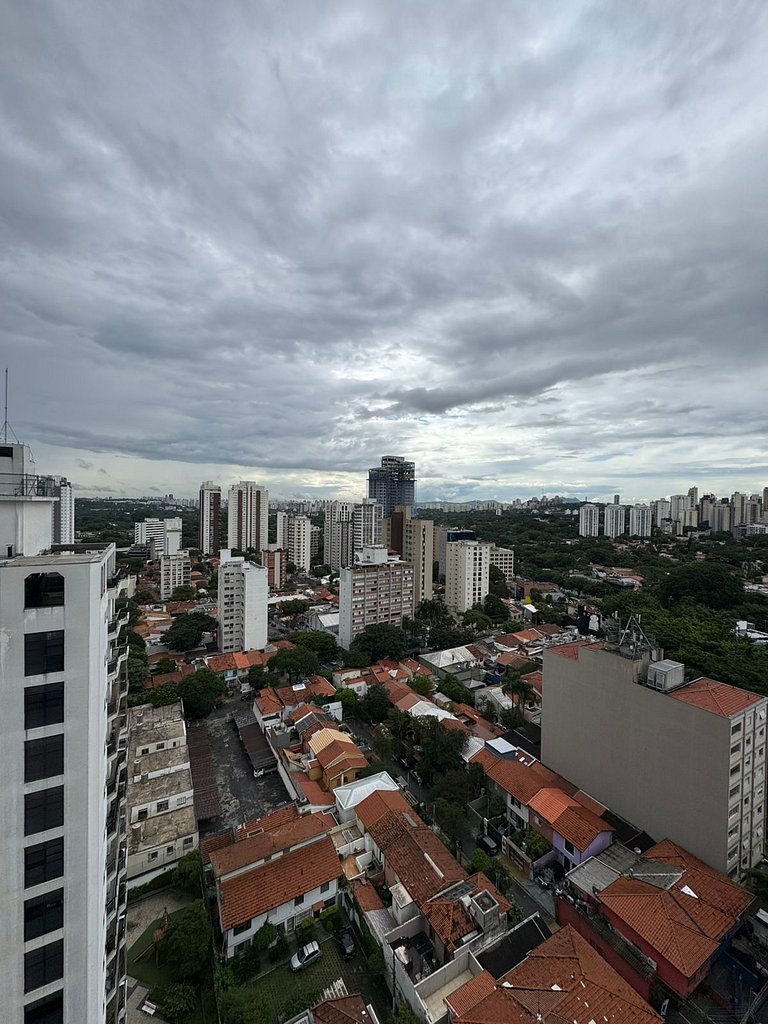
<box><xmin>3</xmin><ymin>3</ymin><xmax>768</xmax><ymax>503</ymax></box>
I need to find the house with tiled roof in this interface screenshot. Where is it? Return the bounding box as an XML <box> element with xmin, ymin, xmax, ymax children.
<box><xmin>210</xmin><ymin>804</ymin><xmax>341</xmax><ymax>957</ymax></box>
<box><xmin>445</xmin><ymin>925</ymin><xmax>661</xmax><ymax>1024</ymax></box>
<box><xmin>558</xmin><ymin>839</ymin><xmax>754</xmax><ymax>1000</ymax></box>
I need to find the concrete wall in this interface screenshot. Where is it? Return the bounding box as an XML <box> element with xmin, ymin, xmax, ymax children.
<box><xmin>542</xmin><ymin>646</ymin><xmax>729</xmax><ymax>872</ymax></box>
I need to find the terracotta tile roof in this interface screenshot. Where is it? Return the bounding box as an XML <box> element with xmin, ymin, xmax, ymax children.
<box><xmin>395</xmin><ymin>692</ymin><xmax>422</xmax><ymax>712</ymax></box>
<box><xmin>547</xmin><ymin>639</ymin><xmax>605</xmax><ymax>661</ymax></box>
<box><xmin>521</xmin><ymin>670</ymin><xmax>543</xmax><ymax>695</ymax></box>
<box><xmin>423</xmin><ymin>897</ymin><xmax>474</xmax><ymax>953</ymax></box>
<box><xmin>667</xmin><ymin>677</ymin><xmax>763</xmax><ymax>718</ymax></box>
<box><xmin>210</xmin><ymin>811</ymin><xmax>334</xmax><ymax>878</ymax></box>
<box><xmin>296</xmin><ymin>776</ymin><xmax>336</xmax><ymax>807</ymax></box>
<box><xmin>528</xmin><ymin>787</ymin><xmax>578</xmax><ymax>824</ymax></box>
<box><xmin>275</xmin><ymin>677</ymin><xmax>335</xmax><ymax>706</ymax></box>
<box><xmin>452</xmin><ymin>925</ymin><xmax>661</xmax><ymax>1024</ymax></box>
<box><xmin>444</xmin><ymin>971</ymin><xmax>496</xmax><ymax>1017</ymax></box>
<box><xmin>512</xmin><ymin>629</ymin><xmax>545</xmax><ymax>644</ymax></box>
<box><xmin>255</xmin><ymin>688</ymin><xmax>283</xmax><ymax>716</ymax></box>
<box><xmin>399</xmin><ymin>658</ymin><xmax>423</xmax><ymax>674</ymax></box>
<box><xmin>206</xmin><ymin>653</ymin><xmax>239</xmax><ymax>673</ymax></box>
<box><xmin>574</xmin><ymin>789</ymin><xmax>607</xmax><ymax>817</ymax></box>
<box><xmin>496</xmin><ymin>651</ymin><xmax>535</xmax><ymax>669</ymax></box>
<box><xmin>235</xmin><ymin>803</ymin><xmax>299</xmax><ymax>841</ymax></box>
<box><xmin>316</xmin><ymin>741</ymin><xmax>367</xmax><ymax>777</ymax></box>
<box><xmin>643</xmin><ymin>840</ymin><xmax>754</xmax><ymax>920</ymax></box>
<box><xmin>352</xmin><ymin>877</ymin><xmax>384</xmax><ymax>912</ymax></box>
<box><xmin>145</xmin><ymin>663</ymin><xmax>195</xmax><ymax>689</ymax></box>
<box><xmin>367</xmin><ymin>809</ymin><xmax>466</xmax><ymax>906</ymax></box>
<box><xmin>355</xmin><ymin>789</ymin><xmax>412</xmax><ymax>830</ymax></box>
<box><xmin>200</xmin><ymin>831</ymin><xmax>234</xmax><ymax>864</ymax></box>
<box><xmin>313</xmin><ymin>994</ymin><xmax>372</xmax><ymax>1024</ymax></box>
<box><xmin>467</xmin><ymin>872</ymin><xmax>512</xmax><ymax>916</ymax></box>
<box><xmin>553</xmin><ymin>805</ymin><xmax>613</xmax><ymax>852</ymax></box>
<box><xmin>218</xmin><ymin>835</ymin><xmax>340</xmax><ymax>931</ymax></box>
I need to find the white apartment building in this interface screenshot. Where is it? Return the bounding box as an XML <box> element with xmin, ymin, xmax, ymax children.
<box><xmin>628</xmin><ymin>504</ymin><xmax>652</xmax><ymax>537</ymax></box>
<box><xmin>578</xmin><ymin>503</ymin><xmax>600</xmax><ymax>537</ymax></box>
<box><xmin>51</xmin><ymin>477</ymin><xmax>74</xmax><ymax>545</ymax></box>
<box><xmin>275</xmin><ymin>512</ymin><xmax>312</xmax><ymax>572</ymax></box>
<box><xmin>651</xmin><ymin>498</ymin><xmax>671</xmax><ymax>526</ymax></box>
<box><xmin>198</xmin><ymin>481</ymin><xmax>221</xmax><ymax>555</ymax></box>
<box><xmin>542</xmin><ymin>636</ymin><xmax>768</xmax><ymax>877</ymax></box>
<box><xmin>445</xmin><ymin>539</ymin><xmax>491</xmax><ymax>614</ymax></box>
<box><xmin>489</xmin><ymin>544</ymin><xmax>515</xmax><ymax>585</ymax></box>
<box><xmin>353</xmin><ymin>499</ymin><xmax>383</xmax><ymax>550</ymax></box>
<box><xmin>338</xmin><ymin>546</ymin><xmax>414</xmax><ymax>649</ymax></box>
<box><xmin>603</xmin><ymin>504</ymin><xmax>625</xmax><ymax>538</ymax></box>
<box><xmin>324</xmin><ymin>501</ymin><xmax>354</xmax><ymax>571</ymax></box>
<box><xmin>134</xmin><ymin>517</ymin><xmax>182</xmax><ymax>557</ymax></box>
<box><xmin>0</xmin><ymin>442</ymin><xmax>131</xmax><ymax>1024</ymax></box>
<box><xmin>159</xmin><ymin>551</ymin><xmax>191</xmax><ymax>601</ymax></box>
<box><xmin>404</xmin><ymin>515</ymin><xmax>434</xmax><ymax>606</ymax></box>
<box><xmin>218</xmin><ymin>549</ymin><xmax>268</xmax><ymax>653</ymax></box>
<box><xmin>126</xmin><ymin>704</ymin><xmax>198</xmax><ymax>885</ymax></box>
<box><xmin>227</xmin><ymin>482</ymin><xmax>268</xmax><ymax>552</ymax></box>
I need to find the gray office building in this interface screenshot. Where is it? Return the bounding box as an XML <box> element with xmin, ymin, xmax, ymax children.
<box><xmin>367</xmin><ymin>456</ymin><xmax>415</xmax><ymax>518</ymax></box>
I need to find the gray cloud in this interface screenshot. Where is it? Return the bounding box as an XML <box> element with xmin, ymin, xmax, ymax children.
<box><xmin>1</xmin><ymin>0</ymin><xmax>768</xmax><ymax>500</ymax></box>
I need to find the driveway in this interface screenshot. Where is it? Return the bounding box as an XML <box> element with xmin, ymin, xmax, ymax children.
<box><xmin>202</xmin><ymin>703</ymin><xmax>289</xmax><ymax>835</ymax></box>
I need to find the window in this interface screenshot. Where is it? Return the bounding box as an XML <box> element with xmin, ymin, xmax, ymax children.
<box><xmin>24</xmin><ymin>889</ymin><xmax>64</xmax><ymax>940</ymax></box>
<box><xmin>156</xmin><ymin>742</ymin><xmax>165</xmax><ymax>750</ymax></box>
<box><xmin>731</xmin><ymin>743</ymin><xmax>742</xmax><ymax>755</ymax></box>
<box><xmin>25</xmin><ymin>787</ymin><xmax>64</xmax><ymax>836</ymax></box>
<box><xmin>183</xmin><ymin>835</ymin><xmax>194</xmax><ymax>846</ymax></box>
<box><xmin>24</xmin><ymin>632</ymin><xmax>64</xmax><ymax>676</ymax></box>
<box><xmin>176</xmin><ymin>795</ymin><xmax>187</xmax><ymax>806</ymax></box>
<box><xmin>156</xmin><ymin>800</ymin><xmax>169</xmax><ymax>813</ymax></box>
<box><xmin>294</xmin><ymin>894</ymin><xmax>305</xmax><ymax>907</ymax></box>
<box><xmin>24</xmin><ymin>991</ymin><xmax>63</xmax><ymax>1024</ymax></box>
<box><xmin>24</xmin><ymin>940</ymin><xmax>63</xmax><ymax>993</ymax></box>
<box><xmin>25</xmin><ymin>573</ymin><xmax>65</xmax><ymax>609</ymax></box>
<box><xmin>564</xmin><ymin>840</ymin><xmax>575</xmax><ymax>856</ymax></box>
<box><xmin>24</xmin><ymin>683</ymin><xmax>64</xmax><ymax>730</ymax></box>
<box><xmin>166</xmin><ymin>845</ymin><xmax>175</xmax><ymax>855</ymax></box>
<box><xmin>137</xmin><ymin>808</ymin><xmax>148</xmax><ymax>821</ymax></box>
<box><xmin>233</xmin><ymin>920</ymin><xmax>251</xmax><ymax>935</ymax></box>
<box><xmin>25</xmin><ymin>838</ymin><xmax>64</xmax><ymax>887</ymax></box>
<box><xmin>730</xmin><ymin>784</ymin><xmax>740</xmax><ymax>798</ymax></box>
<box><xmin>731</xmin><ymin>764</ymin><xmax>741</xmax><ymax>777</ymax></box>
<box><xmin>25</xmin><ymin>736</ymin><xmax>64</xmax><ymax>783</ymax></box>
<box><xmin>147</xmin><ymin>851</ymin><xmax>158</xmax><ymax>862</ymax></box>
<box><xmin>733</xmin><ymin>722</ymin><xmax>743</xmax><ymax>734</ymax></box>
<box><xmin>320</xmin><ymin>882</ymin><xmax>331</xmax><ymax>893</ymax></box>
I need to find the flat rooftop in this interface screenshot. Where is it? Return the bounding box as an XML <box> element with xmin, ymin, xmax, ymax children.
<box><xmin>128</xmin><ymin>765</ymin><xmax>193</xmax><ymax>804</ymax></box>
<box><xmin>128</xmin><ymin>805</ymin><xmax>197</xmax><ymax>853</ymax></box>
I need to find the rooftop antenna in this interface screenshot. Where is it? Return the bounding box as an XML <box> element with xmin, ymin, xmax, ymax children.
<box><xmin>1</xmin><ymin>368</ymin><xmax>20</xmax><ymax>444</ymax></box>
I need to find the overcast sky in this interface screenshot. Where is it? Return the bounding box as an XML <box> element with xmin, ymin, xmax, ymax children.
<box><xmin>2</xmin><ymin>1</ymin><xmax>767</xmax><ymax>503</ymax></box>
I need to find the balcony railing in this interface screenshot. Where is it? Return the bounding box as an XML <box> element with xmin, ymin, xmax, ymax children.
<box><xmin>0</xmin><ymin>472</ymin><xmax>59</xmax><ymax>498</ymax></box>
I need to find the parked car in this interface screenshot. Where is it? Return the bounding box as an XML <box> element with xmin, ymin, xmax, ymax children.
<box><xmin>335</xmin><ymin>928</ymin><xmax>356</xmax><ymax>961</ymax></box>
<box><xmin>289</xmin><ymin>941</ymin><xmax>322</xmax><ymax>972</ymax></box>
<box><xmin>477</xmin><ymin>833</ymin><xmax>499</xmax><ymax>857</ymax></box>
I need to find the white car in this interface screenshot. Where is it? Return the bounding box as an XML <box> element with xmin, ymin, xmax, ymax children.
<box><xmin>289</xmin><ymin>940</ymin><xmax>322</xmax><ymax>972</ymax></box>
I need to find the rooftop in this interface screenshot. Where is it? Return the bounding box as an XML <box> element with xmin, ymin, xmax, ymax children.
<box><xmin>667</xmin><ymin>676</ymin><xmax>764</xmax><ymax>717</ymax></box>
<box><xmin>210</xmin><ymin>810</ymin><xmax>335</xmax><ymax>879</ymax></box>
<box><xmin>128</xmin><ymin>804</ymin><xmax>197</xmax><ymax>853</ymax></box>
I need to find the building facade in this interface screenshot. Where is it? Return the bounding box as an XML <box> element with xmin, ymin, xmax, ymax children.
<box><xmin>0</xmin><ymin>443</ymin><xmax>131</xmax><ymax>1024</ymax></box>
<box><xmin>218</xmin><ymin>549</ymin><xmax>268</xmax><ymax>653</ymax></box>
<box><xmin>323</xmin><ymin>501</ymin><xmax>355</xmax><ymax>571</ymax></box>
<box><xmin>338</xmin><ymin>546</ymin><xmax>415</xmax><ymax>649</ymax></box>
<box><xmin>260</xmin><ymin>546</ymin><xmax>287</xmax><ymax>591</ymax></box>
<box><xmin>50</xmin><ymin>477</ymin><xmax>74</xmax><ymax>546</ymax></box>
<box><xmin>578</xmin><ymin>504</ymin><xmax>600</xmax><ymax>537</ymax></box>
<box><xmin>276</xmin><ymin>512</ymin><xmax>312</xmax><ymax>572</ymax></box>
<box><xmin>198</xmin><ymin>481</ymin><xmax>221</xmax><ymax>555</ymax></box>
<box><xmin>367</xmin><ymin>455</ymin><xmax>415</xmax><ymax>517</ymax></box>
<box><xmin>227</xmin><ymin>482</ymin><xmax>268</xmax><ymax>552</ymax></box>
<box><xmin>603</xmin><ymin>504</ymin><xmax>625</xmax><ymax>538</ymax></box>
<box><xmin>542</xmin><ymin>636</ymin><xmax>767</xmax><ymax>876</ymax></box>
<box><xmin>445</xmin><ymin>539</ymin><xmax>491</xmax><ymax>614</ymax></box>
<box><xmin>489</xmin><ymin>544</ymin><xmax>515</xmax><ymax>586</ymax></box>
<box><xmin>628</xmin><ymin>505</ymin><xmax>652</xmax><ymax>537</ymax></box>
<box><xmin>134</xmin><ymin>517</ymin><xmax>182</xmax><ymax>557</ymax></box>
<box><xmin>159</xmin><ymin>551</ymin><xmax>191</xmax><ymax>601</ymax></box>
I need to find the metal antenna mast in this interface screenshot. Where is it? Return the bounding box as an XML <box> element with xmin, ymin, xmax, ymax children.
<box><xmin>1</xmin><ymin>368</ymin><xmax>20</xmax><ymax>444</ymax></box>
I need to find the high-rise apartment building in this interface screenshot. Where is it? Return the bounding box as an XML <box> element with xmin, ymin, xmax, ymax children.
<box><xmin>353</xmin><ymin>499</ymin><xmax>383</xmax><ymax>550</ymax></box>
<box><xmin>628</xmin><ymin>504</ymin><xmax>652</xmax><ymax>537</ymax></box>
<box><xmin>445</xmin><ymin>539</ymin><xmax>491</xmax><ymax>614</ymax></box>
<box><xmin>159</xmin><ymin>550</ymin><xmax>191</xmax><ymax>601</ymax></box>
<box><xmin>578</xmin><ymin>503</ymin><xmax>599</xmax><ymax>537</ymax></box>
<box><xmin>0</xmin><ymin>442</ymin><xmax>131</xmax><ymax>1023</ymax></box>
<box><xmin>435</xmin><ymin>527</ymin><xmax>476</xmax><ymax>578</ymax></box>
<box><xmin>367</xmin><ymin>455</ymin><xmax>415</xmax><ymax>517</ymax></box>
<box><xmin>542</xmin><ymin>631</ymin><xmax>767</xmax><ymax>876</ymax></box>
<box><xmin>198</xmin><ymin>482</ymin><xmax>221</xmax><ymax>555</ymax></box>
<box><xmin>50</xmin><ymin>477</ymin><xmax>74</xmax><ymax>545</ymax></box>
<box><xmin>651</xmin><ymin>498</ymin><xmax>671</xmax><ymax>526</ymax></box>
<box><xmin>260</xmin><ymin>546</ymin><xmax>287</xmax><ymax>591</ymax></box>
<box><xmin>338</xmin><ymin>546</ymin><xmax>414</xmax><ymax>649</ymax></box>
<box><xmin>227</xmin><ymin>482</ymin><xmax>268</xmax><ymax>553</ymax></box>
<box><xmin>603</xmin><ymin>504</ymin><xmax>626</xmax><ymax>538</ymax></box>
<box><xmin>384</xmin><ymin>506</ymin><xmax>435</xmax><ymax>606</ymax></box>
<box><xmin>134</xmin><ymin>517</ymin><xmax>182</xmax><ymax>557</ymax></box>
<box><xmin>275</xmin><ymin>512</ymin><xmax>312</xmax><ymax>572</ymax></box>
<box><xmin>323</xmin><ymin>502</ymin><xmax>354</xmax><ymax>571</ymax></box>
<box><xmin>218</xmin><ymin>549</ymin><xmax>268</xmax><ymax>653</ymax></box>
<box><xmin>489</xmin><ymin>544</ymin><xmax>515</xmax><ymax>586</ymax></box>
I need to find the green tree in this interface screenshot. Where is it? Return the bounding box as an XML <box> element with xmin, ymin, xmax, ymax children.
<box><xmin>247</xmin><ymin>664</ymin><xmax>266</xmax><ymax>689</ymax></box>
<box><xmin>470</xmin><ymin>849</ymin><xmax>491</xmax><ymax>874</ymax></box>
<box><xmin>159</xmin><ymin>900</ymin><xmax>211</xmax><ymax>980</ymax></box>
<box><xmin>433</xmin><ymin>798</ymin><xmax>468</xmax><ymax>842</ymax></box>
<box><xmin>172</xmin><ymin>850</ymin><xmax>203</xmax><ymax>895</ymax></box>
<box><xmin>153</xmin><ymin>656</ymin><xmax>177</xmax><ymax>675</ymax></box>
<box><xmin>268</xmin><ymin>646</ymin><xmax>321</xmax><ymax>682</ymax></box>
<box><xmin>463</xmin><ymin>608</ymin><xmax>493</xmax><ymax>631</ymax></box>
<box><xmin>371</xmin><ymin>727</ymin><xmax>395</xmax><ymax>763</ymax></box>
<box><xmin>219</xmin><ymin>986</ymin><xmax>269</xmax><ymax>1024</ymax></box>
<box><xmin>341</xmin><ymin>646</ymin><xmax>371</xmax><ymax>669</ymax></box>
<box><xmin>359</xmin><ymin>683</ymin><xmax>391</xmax><ymax>723</ymax></box>
<box><xmin>657</xmin><ymin>561</ymin><xmax>744</xmax><ymax>611</ymax></box>
<box><xmin>127</xmin><ymin>656</ymin><xmax>149</xmax><ymax>691</ymax></box>
<box><xmin>278</xmin><ymin>598</ymin><xmax>310</xmax><ymax>618</ymax></box>
<box><xmin>488</xmin><ymin>564</ymin><xmax>510</xmax><ymax>599</ymax></box>
<box><xmin>290</xmin><ymin>630</ymin><xmax>339</xmax><ymax>661</ymax></box>
<box><xmin>483</xmin><ymin>593</ymin><xmax>509</xmax><ymax>624</ymax></box>
<box><xmin>501</xmin><ymin>675</ymin><xmax>536</xmax><ymax>726</ymax></box>
<box><xmin>418</xmin><ymin>715</ymin><xmax>468</xmax><ymax>779</ymax></box>
<box><xmin>170</xmin><ymin>584</ymin><xmax>196</xmax><ymax>602</ymax></box>
<box><xmin>349</xmin><ymin>623</ymin><xmax>411</xmax><ymax>662</ymax></box>
<box><xmin>163</xmin><ymin>613</ymin><xmax>218</xmax><ymax>652</ymax></box>
<box><xmin>148</xmin><ymin>685</ymin><xmax>180</xmax><ymax>708</ymax></box>
<box><xmin>410</xmin><ymin>673</ymin><xmax>433</xmax><ymax>697</ymax></box>
<box><xmin>176</xmin><ymin>668</ymin><xmax>222</xmax><ymax>720</ymax></box>
<box><xmin>155</xmin><ymin>983</ymin><xmax>196</xmax><ymax>1023</ymax></box>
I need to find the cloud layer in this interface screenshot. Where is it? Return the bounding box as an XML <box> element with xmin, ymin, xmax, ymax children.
<box><xmin>2</xmin><ymin>1</ymin><xmax>767</xmax><ymax>501</ymax></box>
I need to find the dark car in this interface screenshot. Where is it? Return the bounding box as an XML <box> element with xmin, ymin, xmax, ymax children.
<box><xmin>335</xmin><ymin>928</ymin><xmax>356</xmax><ymax>961</ymax></box>
<box><xmin>477</xmin><ymin>833</ymin><xmax>499</xmax><ymax>857</ymax></box>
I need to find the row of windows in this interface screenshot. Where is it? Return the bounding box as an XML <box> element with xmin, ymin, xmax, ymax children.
<box><xmin>24</xmin><ymin>991</ymin><xmax>62</xmax><ymax>1024</ymax></box>
<box><xmin>25</xmin><ymin>940</ymin><xmax>63</xmax><ymax>994</ymax></box>
<box><xmin>25</xmin><ymin>735</ymin><xmax>64</xmax><ymax>783</ymax></box>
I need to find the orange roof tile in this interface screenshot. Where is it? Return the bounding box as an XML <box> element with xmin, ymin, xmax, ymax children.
<box><xmin>352</xmin><ymin>878</ymin><xmax>384</xmax><ymax>912</ymax></box>
<box><xmin>218</xmin><ymin>835</ymin><xmax>340</xmax><ymax>930</ymax></box>
<box><xmin>644</xmin><ymin>840</ymin><xmax>753</xmax><ymax>919</ymax></box>
<box><xmin>200</xmin><ymin>832</ymin><xmax>234</xmax><ymax>864</ymax></box>
<box><xmin>210</xmin><ymin>811</ymin><xmax>334</xmax><ymax>878</ymax></box>
<box><xmin>547</xmin><ymin>639</ymin><xmax>605</xmax><ymax>661</ymax></box>
<box><xmin>367</xmin><ymin>809</ymin><xmax>466</xmax><ymax>906</ymax></box>
<box><xmin>255</xmin><ymin>688</ymin><xmax>284</xmax><ymax>716</ymax></box>
<box><xmin>667</xmin><ymin>677</ymin><xmax>763</xmax><ymax>718</ymax></box>
<box><xmin>235</xmin><ymin>803</ymin><xmax>299</xmax><ymax>841</ymax></box>
<box><xmin>296</xmin><ymin>776</ymin><xmax>336</xmax><ymax>807</ymax></box>
<box><xmin>528</xmin><ymin>787</ymin><xmax>577</xmax><ymax>824</ymax></box>
<box><xmin>552</xmin><ymin>805</ymin><xmax>613</xmax><ymax>852</ymax></box>
<box><xmin>445</xmin><ymin>971</ymin><xmax>496</xmax><ymax>1017</ymax></box>
<box><xmin>313</xmin><ymin>994</ymin><xmax>371</xmax><ymax>1024</ymax></box>
<box><xmin>355</xmin><ymin>789</ymin><xmax>412</xmax><ymax>830</ymax></box>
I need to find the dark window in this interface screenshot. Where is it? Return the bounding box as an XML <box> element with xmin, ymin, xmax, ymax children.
<box><xmin>25</xmin><ymin>838</ymin><xmax>64</xmax><ymax>887</ymax></box>
<box><xmin>25</xmin><ymin>684</ymin><xmax>64</xmax><ymax>730</ymax></box>
<box><xmin>25</xmin><ymin>573</ymin><xmax>65</xmax><ymax>609</ymax></box>
<box><xmin>25</xmin><ymin>736</ymin><xmax>64</xmax><ymax>783</ymax></box>
<box><xmin>24</xmin><ymin>939</ymin><xmax>63</xmax><ymax>993</ymax></box>
<box><xmin>25</xmin><ymin>787</ymin><xmax>64</xmax><ymax>836</ymax></box>
<box><xmin>24</xmin><ymin>889</ymin><xmax>64</xmax><ymax>940</ymax></box>
<box><xmin>24</xmin><ymin>991</ymin><xmax>63</xmax><ymax>1024</ymax></box>
<box><xmin>24</xmin><ymin>631</ymin><xmax>64</xmax><ymax>676</ymax></box>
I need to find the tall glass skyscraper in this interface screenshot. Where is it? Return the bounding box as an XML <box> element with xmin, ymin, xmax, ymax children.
<box><xmin>367</xmin><ymin>455</ymin><xmax>415</xmax><ymax>517</ymax></box>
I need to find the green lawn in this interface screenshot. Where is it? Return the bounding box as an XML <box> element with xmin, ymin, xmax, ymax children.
<box><xmin>127</xmin><ymin>909</ymin><xmax>216</xmax><ymax>1024</ymax></box>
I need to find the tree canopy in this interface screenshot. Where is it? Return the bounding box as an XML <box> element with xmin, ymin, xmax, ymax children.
<box><xmin>656</xmin><ymin>561</ymin><xmax>744</xmax><ymax>611</ymax></box>
<box><xmin>159</xmin><ymin>900</ymin><xmax>211</xmax><ymax>980</ymax></box>
<box><xmin>163</xmin><ymin>613</ymin><xmax>218</xmax><ymax>652</ymax></box>
<box><xmin>176</xmin><ymin>667</ymin><xmax>223</xmax><ymax>719</ymax></box>
<box><xmin>268</xmin><ymin>645</ymin><xmax>321</xmax><ymax>681</ymax></box>
<box><xmin>290</xmin><ymin>630</ymin><xmax>339</xmax><ymax>661</ymax></box>
<box><xmin>349</xmin><ymin>623</ymin><xmax>411</xmax><ymax>662</ymax></box>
